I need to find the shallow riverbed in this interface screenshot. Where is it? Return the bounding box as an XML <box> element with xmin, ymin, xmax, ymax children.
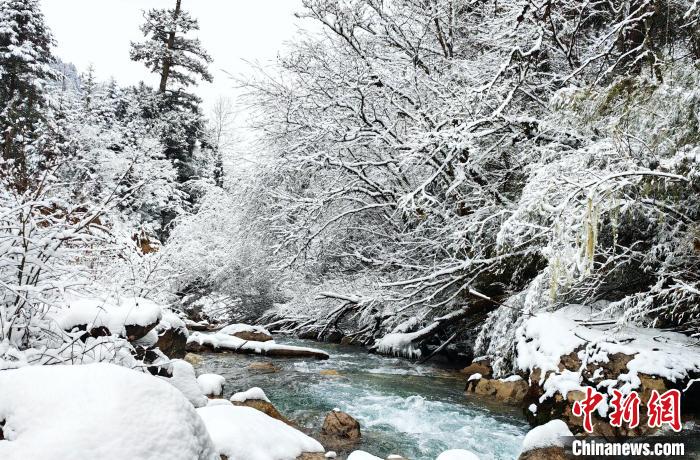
<box><xmin>194</xmin><ymin>338</ymin><xmax>528</xmax><ymax>460</ymax></box>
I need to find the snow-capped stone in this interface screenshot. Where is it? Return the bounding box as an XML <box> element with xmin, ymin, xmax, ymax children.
<box><xmin>197</xmin><ymin>373</ymin><xmax>226</xmax><ymax>397</ymax></box>
<box><xmin>196</xmin><ymin>404</ymin><xmax>323</xmax><ymax>460</ymax></box>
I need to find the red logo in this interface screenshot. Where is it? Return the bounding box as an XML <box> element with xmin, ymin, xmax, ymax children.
<box><xmin>572</xmin><ymin>387</ymin><xmax>682</xmax><ymax>433</ymax></box>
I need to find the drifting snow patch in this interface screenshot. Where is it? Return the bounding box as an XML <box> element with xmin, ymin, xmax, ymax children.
<box><xmin>520</xmin><ymin>419</ymin><xmax>573</xmax><ymax>453</ymax></box>
<box><xmin>197</xmin><ymin>404</ymin><xmax>323</xmax><ymax>460</ymax></box>
<box><xmin>0</xmin><ymin>363</ymin><xmax>217</xmax><ymax>460</ymax></box>
<box><xmin>197</xmin><ymin>374</ymin><xmax>226</xmax><ymax>397</ymax></box>
<box><xmin>230</xmin><ymin>387</ymin><xmax>270</xmax><ymax>403</ymax></box>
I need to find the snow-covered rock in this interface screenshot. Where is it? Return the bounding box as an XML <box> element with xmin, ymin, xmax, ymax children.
<box><xmin>156</xmin><ymin>311</ymin><xmax>189</xmax><ymax>359</ymax></box>
<box><xmin>516</xmin><ymin>308</ymin><xmax>700</xmax><ymax>434</ymax></box>
<box><xmin>346</xmin><ymin>451</ymin><xmax>383</xmax><ymax>460</ymax></box>
<box><xmin>158</xmin><ymin>359</ymin><xmax>208</xmax><ymax>407</ymax></box>
<box><xmin>230</xmin><ymin>387</ymin><xmax>291</xmax><ymax>425</ymax></box>
<box><xmin>197</xmin><ymin>404</ymin><xmax>324</xmax><ymax>460</ymax></box>
<box><xmin>230</xmin><ymin>387</ymin><xmax>270</xmax><ymax>403</ymax></box>
<box><xmin>520</xmin><ymin>420</ymin><xmax>572</xmax><ymax>453</ymax></box>
<box><xmin>197</xmin><ymin>373</ymin><xmax>226</xmax><ymax>397</ymax></box>
<box><xmin>54</xmin><ymin>295</ymin><xmax>163</xmax><ymax>341</ymax></box>
<box><xmin>436</xmin><ymin>449</ymin><xmax>480</xmax><ymax>460</ymax></box>
<box><xmin>0</xmin><ymin>363</ymin><xmax>217</xmax><ymax>460</ymax></box>
<box><xmin>187</xmin><ymin>332</ymin><xmax>329</xmax><ymax>359</ymax></box>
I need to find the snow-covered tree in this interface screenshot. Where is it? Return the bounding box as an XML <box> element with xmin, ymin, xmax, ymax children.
<box><xmin>0</xmin><ymin>0</ymin><xmax>55</xmax><ymax>190</ymax></box>
<box><xmin>206</xmin><ymin>0</ymin><xmax>700</xmax><ymax>363</ymax></box>
<box><xmin>130</xmin><ymin>0</ymin><xmax>212</xmax><ymax>190</ymax></box>
<box><xmin>130</xmin><ymin>0</ymin><xmax>212</xmax><ymax>94</ymax></box>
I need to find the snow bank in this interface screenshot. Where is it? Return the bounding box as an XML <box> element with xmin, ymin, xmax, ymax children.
<box><xmin>54</xmin><ymin>295</ymin><xmax>163</xmax><ymax>337</ymax></box>
<box><xmin>158</xmin><ymin>359</ymin><xmax>208</xmax><ymax>407</ymax></box>
<box><xmin>436</xmin><ymin>449</ymin><xmax>480</xmax><ymax>460</ymax></box>
<box><xmin>0</xmin><ymin>363</ymin><xmax>217</xmax><ymax>460</ymax></box>
<box><xmin>197</xmin><ymin>405</ymin><xmax>324</xmax><ymax>460</ymax></box>
<box><xmin>516</xmin><ymin>309</ymin><xmax>700</xmax><ymax>393</ymax></box>
<box><xmin>188</xmin><ymin>332</ymin><xmax>329</xmax><ymax>359</ymax></box>
<box><xmin>230</xmin><ymin>387</ymin><xmax>270</xmax><ymax>403</ymax></box>
<box><xmin>520</xmin><ymin>419</ymin><xmax>573</xmax><ymax>453</ymax></box>
<box><xmin>347</xmin><ymin>451</ymin><xmax>383</xmax><ymax>460</ymax></box>
<box><xmin>197</xmin><ymin>373</ymin><xmax>226</xmax><ymax>397</ymax></box>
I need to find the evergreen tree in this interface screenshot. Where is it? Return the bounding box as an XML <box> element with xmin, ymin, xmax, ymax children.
<box><xmin>0</xmin><ymin>0</ymin><xmax>55</xmax><ymax>190</ymax></box>
<box><xmin>130</xmin><ymin>0</ymin><xmax>212</xmax><ymax>186</ymax></box>
<box><xmin>129</xmin><ymin>0</ymin><xmax>212</xmax><ymax>94</ymax></box>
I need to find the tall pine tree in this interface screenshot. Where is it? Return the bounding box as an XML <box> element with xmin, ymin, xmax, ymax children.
<box><xmin>130</xmin><ymin>0</ymin><xmax>212</xmax><ymax>186</ymax></box>
<box><xmin>0</xmin><ymin>0</ymin><xmax>55</xmax><ymax>191</ymax></box>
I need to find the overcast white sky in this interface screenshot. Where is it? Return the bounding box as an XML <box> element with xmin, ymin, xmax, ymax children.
<box><xmin>40</xmin><ymin>0</ymin><xmax>306</xmax><ymax>109</ymax></box>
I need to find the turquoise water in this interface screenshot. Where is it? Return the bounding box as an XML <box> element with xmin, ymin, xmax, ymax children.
<box><xmin>195</xmin><ymin>338</ymin><xmax>528</xmax><ymax>460</ymax></box>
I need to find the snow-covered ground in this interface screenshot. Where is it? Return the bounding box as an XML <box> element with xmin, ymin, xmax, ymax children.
<box><xmin>0</xmin><ymin>363</ymin><xmax>217</xmax><ymax>460</ymax></box>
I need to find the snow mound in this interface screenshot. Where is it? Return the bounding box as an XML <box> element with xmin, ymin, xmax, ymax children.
<box><xmin>436</xmin><ymin>450</ymin><xmax>480</xmax><ymax>460</ymax></box>
<box><xmin>347</xmin><ymin>451</ymin><xmax>383</xmax><ymax>460</ymax></box>
<box><xmin>230</xmin><ymin>387</ymin><xmax>270</xmax><ymax>403</ymax></box>
<box><xmin>54</xmin><ymin>295</ymin><xmax>163</xmax><ymax>337</ymax></box>
<box><xmin>197</xmin><ymin>373</ymin><xmax>226</xmax><ymax>397</ymax></box>
<box><xmin>520</xmin><ymin>419</ymin><xmax>573</xmax><ymax>453</ymax></box>
<box><xmin>0</xmin><ymin>363</ymin><xmax>217</xmax><ymax>460</ymax></box>
<box><xmin>219</xmin><ymin>323</ymin><xmax>271</xmax><ymax>336</ymax></box>
<box><xmin>197</xmin><ymin>404</ymin><xmax>324</xmax><ymax>460</ymax></box>
<box><xmin>158</xmin><ymin>359</ymin><xmax>208</xmax><ymax>407</ymax></box>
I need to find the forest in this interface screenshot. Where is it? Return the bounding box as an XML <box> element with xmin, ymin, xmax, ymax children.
<box><xmin>0</xmin><ymin>0</ymin><xmax>699</xmax><ymax>459</ymax></box>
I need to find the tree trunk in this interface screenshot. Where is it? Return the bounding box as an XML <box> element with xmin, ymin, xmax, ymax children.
<box><xmin>158</xmin><ymin>0</ymin><xmax>182</xmax><ymax>93</ymax></box>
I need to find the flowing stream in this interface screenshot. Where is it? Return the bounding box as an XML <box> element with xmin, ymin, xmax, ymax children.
<box><xmin>195</xmin><ymin>338</ymin><xmax>529</xmax><ymax>460</ymax></box>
